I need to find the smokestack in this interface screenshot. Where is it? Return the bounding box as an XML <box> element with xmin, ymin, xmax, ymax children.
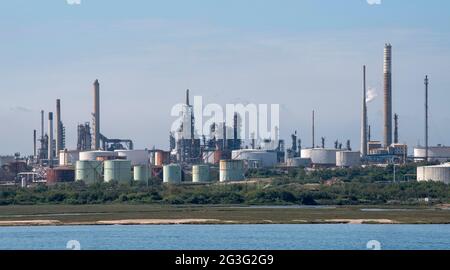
<box><xmin>56</xmin><ymin>99</ymin><xmax>62</xmax><ymax>155</ymax></box>
<box><xmin>383</xmin><ymin>44</ymin><xmax>393</xmax><ymax>147</ymax></box>
<box><xmin>312</xmin><ymin>110</ymin><xmax>315</xmax><ymax>148</ymax></box>
<box><xmin>425</xmin><ymin>75</ymin><xmax>429</xmax><ymax>161</ymax></box>
<box><xmin>33</xmin><ymin>130</ymin><xmax>37</xmax><ymax>158</ymax></box>
<box><xmin>223</xmin><ymin>122</ymin><xmax>227</xmax><ymax>150</ymax></box>
<box><xmin>368</xmin><ymin>125</ymin><xmax>372</xmax><ymax>142</ymax></box>
<box><xmin>48</xmin><ymin>112</ymin><xmax>54</xmax><ymax>168</ymax></box>
<box><xmin>93</xmin><ymin>80</ymin><xmax>100</xmax><ymax>150</ymax></box>
<box><xmin>361</xmin><ymin>65</ymin><xmax>368</xmax><ymax>157</ymax></box>
<box><xmin>233</xmin><ymin>112</ymin><xmax>238</xmax><ymax>148</ymax></box>
<box><xmin>186</xmin><ymin>89</ymin><xmax>190</xmax><ymax>106</ymax></box>
<box><xmin>394</xmin><ymin>114</ymin><xmax>399</xmax><ymax>144</ymax></box>
<box><xmin>40</xmin><ymin>110</ymin><xmax>44</xmax><ymax>140</ymax></box>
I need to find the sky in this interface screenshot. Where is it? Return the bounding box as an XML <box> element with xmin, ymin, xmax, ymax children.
<box><xmin>1</xmin><ymin>0</ymin><xmax>450</xmax><ymax>155</ymax></box>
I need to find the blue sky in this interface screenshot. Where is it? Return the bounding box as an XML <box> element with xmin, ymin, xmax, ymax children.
<box><xmin>1</xmin><ymin>0</ymin><xmax>450</xmax><ymax>154</ymax></box>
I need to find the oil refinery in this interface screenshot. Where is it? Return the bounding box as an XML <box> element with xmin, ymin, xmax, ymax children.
<box><xmin>1</xmin><ymin>43</ymin><xmax>450</xmax><ymax>187</ymax></box>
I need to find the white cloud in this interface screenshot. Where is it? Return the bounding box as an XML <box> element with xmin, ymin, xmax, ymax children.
<box><xmin>66</xmin><ymin>0</ymin><xmax>81</xmax><ymax>5</ymax></box>
<box><xmin>367</xmin><ymin>0</ymin><xmax>382</xmax><ymax>5</ymax></box>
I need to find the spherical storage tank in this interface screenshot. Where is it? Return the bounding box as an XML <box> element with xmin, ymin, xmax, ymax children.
<box><xmin>104</xmin><ymin>160</ymin><xmax>132</xmax><ymax>183</ymax></box>
<box><xmin>192</xmin><ymin>165</ymin><xmax>210</xmax><ymax>183</ymax></box>
<box><xmin>417</xmin><ymin>164</ymin><xmax>450</xmax><ymax>184</ymax></box>
<box><xmin>163</xmin><ymin>164</ymin><xmax>182</xmax><ymax>184</ymax></box>
<box><xmin>134</xmin><ymin>165</ymin><xmax>150</xmax><ymax>182</ymax></box>
<box><xmin>301</xmin><ymin>149</ymin><xmax>338</xmax><ymax>166</ymax></box>
<box><xmin>220</xmin><ymin>160</ymin><xmax>245</xmax><ymax>182</ymax></box>
<box><xmin>79</xmin><ymin>151</ymin><xmax>116</xmax><ymax>161</ymax></box>
<box><xmin>115</xmin><ymin>150</ymin><xmax>149</xmax><ymax>166</ymax></box>
<box><xmin>336</xmin><ymin>151</ymin><xmax>361</xmax><ymax>167</ymax></box>
<box><xmin>76</xmin><ymin>161</ymin><xmax>103</xmax><ymax>185</ymax></box>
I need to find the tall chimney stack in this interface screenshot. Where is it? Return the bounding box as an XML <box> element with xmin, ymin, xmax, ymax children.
<box><xmin>425</xmin><ymin>75</ymin><xmax>429</xmax><ymax>161</ymax></box>
<box><xmin>33</xmin><ymin>130</ymin><xmax>37</xmax><ymax>158</ymax></box>
<box><xmin>394</xmin><ymin>113</ymin><xmax>399</xmax><ymax>144</ymax></box>
<box><xmin>361</xmin><ymin>65</ymin><xmax>368</xmax><ymax>157</ymax></box>
<box><xmin>56</xmin><ymin>99</ymin><xmax>62</xmax><ymax>155</ymax></box>
<box><xmin>40</xmin><ymin>110</ymin><xmax>44</xmax><ymax>140</ymax></box>
<box><xmin>312</xmin><ymin>110</ymin><xmax>315</xmax><ymax>148</ymax></box>
<box><xmin>93</xmin><ymin>80</ymin><xmax>100</xmax><ymax>150</ymax></box>
<box><xmin>383</xmin><ymin>43</ymin><xmax>393</xmax><ymax>147</ymax></box>
<box><xmin>186</xmin><ymin>89</ymin><xmax>190</xmax><ymax>106</ymax></box>
<box><xmin>48</xmin><ymin>112</ymin><xmax>54</xmax><ymax>168</ymax></box>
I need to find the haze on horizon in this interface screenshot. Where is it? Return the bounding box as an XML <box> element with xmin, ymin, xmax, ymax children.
<box><xmin>1</xmin><ymin>0</ymin><xmax>450</xmax><ymax>155</ymax></box>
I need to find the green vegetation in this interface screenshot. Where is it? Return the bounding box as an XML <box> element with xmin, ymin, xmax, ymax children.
<box><xmin>0</xmin><ymin>164</ymin><xmax>448</xmax><ymax>206</ymax></box>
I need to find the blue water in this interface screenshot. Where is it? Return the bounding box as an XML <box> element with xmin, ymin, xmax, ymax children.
<box><xmin>0</xmin><ymin>224</ymin><xmax>449</xmax><ymax>250</ymax></box>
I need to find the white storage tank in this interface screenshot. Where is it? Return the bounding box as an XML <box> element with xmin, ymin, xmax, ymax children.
<box><xmin>163</xmin><ymin>164</ymin><xmax>182</xmax><ymax>184</ymax></box>
<box><xmin>336</xmin><ymin>151</ymin><xmax>361</xmax><ymax>167</ymax></box>
<box><xmin>417</xmin><ymin>164</ymin><xmax>450</xmax><ymax>184</ymax></box>
<box><xmin>104</xmin><ymin>160</ymin><xmax>132</xmax><ymax>183</ymax></box>
<box><xmin>59</xmin><ymin>150</ymin><xmax>80</xmax><ymax>166</ymax></box>
<box><xmin>301</xmin><ymin>148</ymin><xmax>338</xmax><ymax>166</ymax></box>
<box><xmin>134</xmin><ymin>165</ymin><xmax>150</xmax><ymax>182</ymax></box>
<box><xmin>115</xmin><ymin>150</ymin><xmax>149</xmax><ymax>166</ymax></box>
<box><xmin>192</xmin><ymin>165</ymin><xmax>211</xmax><ymax>183</ymax></box>
<box><xmin>220</xmin><ymin>160</ymin><xmax>245</xmax><ymax>182</ymax></box>
<box><xmin>75</xmin><ymin>160</ymin><xmax>103</xmax><ymax>185</ymax></box>
<box><xmin>414</xmin><ymin>146</ymin><xmax>450</xmax><ymax>162</ymax></box>
<box><xmin>79</xmin><ymin>151</ymin><xmax>116</xmax><ymax>161</ymax></box>
<box><xmin>231</xmin><ymin>149</ymin><xmax>277</xmax><ymax>168</ymax></box>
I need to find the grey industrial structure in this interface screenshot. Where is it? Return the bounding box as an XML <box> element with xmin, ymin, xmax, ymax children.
<box><xmin>2</xmin><ymin>43</ymin><xmax>449</xmax><ymax>187</ymax></box>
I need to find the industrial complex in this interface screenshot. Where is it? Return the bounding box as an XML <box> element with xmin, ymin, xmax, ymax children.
<box><xmin>1</xmin><ymin>43</ymin><xmax>450</xmax><ymax>187</ymax></box>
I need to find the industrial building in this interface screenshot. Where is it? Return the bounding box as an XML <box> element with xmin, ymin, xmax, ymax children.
<box><xmin>2</xmin><ymin>43</ymin><xmax>447</xmax><ymax>188</ymax></box>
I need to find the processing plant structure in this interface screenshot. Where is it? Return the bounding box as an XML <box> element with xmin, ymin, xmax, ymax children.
<box><xmin>2</xmin><ymin>43</ymin><xmax>450</xmax><ymax>187</ymax></box>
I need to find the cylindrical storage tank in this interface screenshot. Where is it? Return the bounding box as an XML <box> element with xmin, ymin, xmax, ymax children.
<box><xmin>115</xmin><ymin>150</ymin><xmax>149</xmax><ymax>166</ymax></box>
<box><xmin>134</xmin><ymin>165</ymin><xmax>150</xmax><ymax>182</ymax></box>
<box><xmin>104</xmin><ymin>160</ymin><xmax>132</xmax><ymax>183</ymax></box>
<box><xmin>79</xmin><ymin>151</ymin><xmax>116</xmax><ymax>161</ymax></box>
<box><xmin>220</xmin><ymin>160</ymin><xmax>245</xmax><ymax>182</ymax></box>
<box><xmin>420</xmin><ymin>165</ymin><xmax>450</xmax><ymax>184</ymax></box>
<box><xmin>414</xmin><ymin>146</ymin><xmax>450</xmax><ymax>162</ymax></box>
<box><xmin>214</xmin><ymin>151</ymin><xmax>223</xmax><ymax>164</ymax></box>
<box><xmin>301</xmin><ymin>148</ymin><xmax>338</xmax><ymax>166</ymax></box>
<box><xmin>155</xmin><ymin>151</ymin><xmax>170</xmax><ymax>166</ymax></box>
<box><xmin>192</xmin><ymin>165</ymin><xmax>210</xmax><ymax>183</ymax></box>
<box><xmin>336</xmin><ymin>151</ymin><xmax>361</xmax><ymax>167</ymax></box>
<box><xmin>75</xmin><ymin>160</ymin><xmax>103</xmax><ymax>185</ymax></box>
<box><xmin>59</xmin><ymin>150</ymin><xmax>80</xmax><ymax>166</ymax></box>
<box><xmin>231</xmin><ymin>150</ymin><xmax>278</xmax><ymax>168</ymax></box>
<box><xmin>163</xmin><ymin>164</ymin><xmax>182</xmax><ymax>184</ymax></box>
<box><xmin>417</xmin><ymin>166</ymin><xmax>426</xmax><ymax>181</ymax></box>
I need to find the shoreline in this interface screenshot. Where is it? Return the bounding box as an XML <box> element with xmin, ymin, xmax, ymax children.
<box><xmin>1</xmin><ymin>218</ymin><xmax>449</xmax><ymax>227</ymax></box>
<box><xmin>0</xmin><ymin>204</ymin><xmax>449</xmax><ymax>227</ymax></box>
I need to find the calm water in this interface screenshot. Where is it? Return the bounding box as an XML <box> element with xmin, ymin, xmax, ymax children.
<box><xmin>0</xmin><ymin>224</ymin><xmax>449</xmax><ymax>250</ymax></box>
